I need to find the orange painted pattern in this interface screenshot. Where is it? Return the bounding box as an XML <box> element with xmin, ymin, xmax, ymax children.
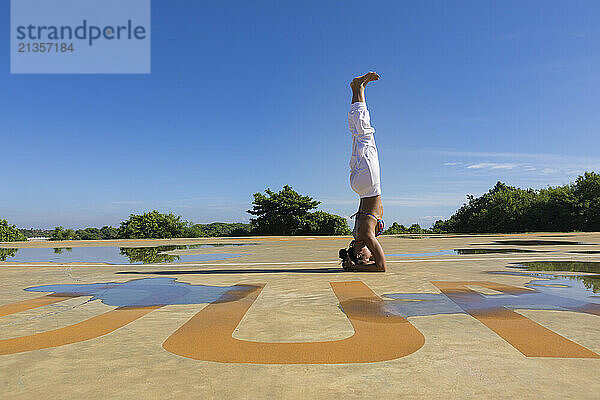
<box><xmin>0</xmin><ymin>294</ymin><xmax>80</xmax><ymax>318</ymax></box>
<box><xmin>431</xmin><ymin>281</ymin><xmax>600</xmax><ymax>358</ymax></box>
<box><xmin>162</xmin><ymin>281</ymin><xmax>425</xmax><ymax>364</ymax></box>
<box><xmin>0</xmin><ymin>306</ymin><xmax>161</xmax><ymax>355</ymax></box>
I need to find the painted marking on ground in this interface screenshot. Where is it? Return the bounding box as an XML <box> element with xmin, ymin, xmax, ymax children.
<box><xmin>162</xmin><ymin>281</ymin><xmax>425</xmax><ymax>364</ymax></box>
<box><xmin>432</xmin><ymin>281</ymin><xmax>600</xmax><ymax>358</ymax></box>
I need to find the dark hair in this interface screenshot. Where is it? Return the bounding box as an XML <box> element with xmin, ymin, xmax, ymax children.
<box><xmin>339</xmin><ymin>246</ymin><xmax>358</xmax><ymax>264</ymax></box>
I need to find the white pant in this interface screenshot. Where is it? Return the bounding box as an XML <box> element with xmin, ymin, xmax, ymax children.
<box><xmin>348</xmin><ymin>102</ymin><xmax>381</xmax><ymax>198</ymax></box>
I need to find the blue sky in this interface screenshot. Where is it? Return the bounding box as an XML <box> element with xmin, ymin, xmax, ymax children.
<box><xmin>2</xmin><ymin>1</ymin><xmax>599</xmax><ymax>229</ymax></box>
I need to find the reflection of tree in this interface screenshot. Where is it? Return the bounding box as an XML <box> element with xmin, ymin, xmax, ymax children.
<box><xmin>0</xmin><ymin>248</ymin><xmax>18</xmax><ymax>261</ymax></box>
<box><xmin>517</xmin><ymin>262</ymin><xmax>600</xmax><ymax>293</ymax></box>
<box><xmin>53</xmin><ymin>248</ymin><xmax>73</xmax><ymax>254</ymax></box>
<box><xmin>119</xmin><ymin>246</ymin><xmax>186</xmax><ymax>264</ymax></box>
<box><xmin>564</xmin><ymin>275</ymin><xmax>600</xmax><ymax>293</ymax></box>
<box><xmin>455</xmin><ymin>248</ymin><xmax>536</xmax><ymax>254</ymax></box>
<box><xmin>188</xmin><ymin>243</ymin><xmax>254</xmax><ymax>249</ymax></box>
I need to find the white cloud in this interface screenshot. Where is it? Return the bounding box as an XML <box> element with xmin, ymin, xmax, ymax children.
<box><xmin>420</xmin><ymin>215</ymin><xmax>445</xmax><ymax>221</ymax></box>
<box><xmin>432</xmin><ymin>151</ymin><xmax>600</xmax><ymax>178</ymax></box>
<box><xmin>466</xmin><ymin>162</ymin><xmax>520</xmax><ymax>170</ymax></box>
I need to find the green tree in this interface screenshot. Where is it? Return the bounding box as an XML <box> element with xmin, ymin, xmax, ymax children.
<box><xmin>573</xmin><ymin>172</ymin><xmax>600</xmax><ymax>231</ymax></box>
<box><xmin>248</xmin><ymin>185</ymin><xmax>321</xmax><ymax>235</ymax></box>
<box><xmin>99</xmin><ymin>226</ymin><xmax>120</xmax><ymax>240</ymax></box>
<box><xmin>0</xmin><ymin>219</ymin><xmax>27</xmax><ymax>242</ymax></box>
<box><xmin>434</xmin><ymin>172</ymin><xmax>600</xmax><ymax>233</ymax></box>
<box><xmin>50</xmin><ymin>226</ymin><xmax>79</xmax><ymax>241</ymax></box>
<box><xmin>118</xmin><ymin>210</ymin><xmax>188</xmax><ymax>239</ymax></box>
<box><xmin>383</xmin><ymin>222</ymin><xmax>408</xmax><ymax>235</ymax></box>
<box><xmin>76</xmin><ymin>227</ymin><xmax>101</xmax><ymax>240</ymax></box>
<box><xmin>408</xmin><ymin>223</ymin><xmax>424</xmax><ymax>234</ymax></box>
<box><xmin>185</xmin><ymin>222</ymin><xmax>252</xmax><ymax>237</ymax></box>
<box><xmin>247</xmin><ymin>186</ymin><xmax>349</xmax><ymax>235</ymax></box>
<box><xmin>301</xmin><ymin>211</ymin><xmax>351</xmax><ymax>235</ymax></box>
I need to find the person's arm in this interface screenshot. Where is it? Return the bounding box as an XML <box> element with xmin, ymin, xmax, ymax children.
<box><xmin>352</xmin><ymin>261</ymin><xmax>385</xmax><ymax>272</ymax></box>
<box><xmin>362</xmin><ymin>232</ymin><xmax>386</xmax><ymax>271</ymax></box>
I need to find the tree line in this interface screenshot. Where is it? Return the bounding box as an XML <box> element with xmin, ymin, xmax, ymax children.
<box><xmin>1</xmin><ymin>186</ymin><xmax>352</xmax><ymax>241</ymax></box>
<box><xmin>433</xmin><ymin>172</ymin><xmax>600</xmax><ymax>233</ymax></box>
<box><xmin>2</xmin><ymin>173</ymin><xmax>598</xmax><ymax>242</ymax></box>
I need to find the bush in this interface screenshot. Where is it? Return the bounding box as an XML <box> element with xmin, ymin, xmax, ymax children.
<box><xmin>75</xmin><ymin>227</ymin><xmax>101</xmax><ymax>240</ymax></box>
<box><xmin>99</xmin><ymin>226</ymin><xmax>120</xmax><ymax>239</ymax></box>
<box><xmin>18</xmin><ymin>228</ymin><xmax>53</xmax><ymax>238</ymax></box>
<box><xmin>383</xmin><ymin>222</ymin><xmax>408</xmax><ymax>235</ymax></box>
<box><xmin>74</xmin><ymin>226</ymin><xmax>119</xmax><ymax>240</ymax></box>
<box><xmin>0</xmin><ymin>219</ymin><xmax>27</xmax><ymax>242</ymax></box>
<box><xmin>50</xmin><ymin>226</ymin><xmax>78</xmax><ymax>241</ymax></box>
<box><xmin>185</xmin><ymin>222</ymin><xmax>252</xmax><ymax>237</ymax></box>
<box><xmin>301</xmin><ymin>211</ymin><xmax>351</xmax><ymax>235</ymax></box>
<box><xmin>118</xmin><ymin>210</ymin><xmax>188</xmax><ymax>239</ymax></box>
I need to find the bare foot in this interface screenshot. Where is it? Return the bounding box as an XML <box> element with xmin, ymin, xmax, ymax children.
<box><xmin>351</xmin><ymin>71</ymin><xmax>380</xmax><ymax>90</ymax></box>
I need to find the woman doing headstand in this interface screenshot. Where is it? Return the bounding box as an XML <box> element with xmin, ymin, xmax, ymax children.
<box><xmin>339</xmin><ymin>72</ymin><xmax>387</xmax><ymax>272</ymax></box>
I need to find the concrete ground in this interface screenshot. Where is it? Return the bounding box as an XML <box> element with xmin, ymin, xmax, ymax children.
<box><xmin>1</xmin><ymin>233</ymin><xmax>599</xmax><ymax>399</ymax></box>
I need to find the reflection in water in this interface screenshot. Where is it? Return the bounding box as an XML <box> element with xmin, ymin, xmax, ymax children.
<box><xmin>508</xmin><ymin>261</ymin><xmax>600</xmax><ymax>293</ymax></box>
<box><xmin>0</xmin><ymin>246</ymin><xmax>243</xmax><ymax>264</ymax></box>
<box><xmin>25</xmin><ymin>277</ymin><xmax>258</xmax><ymax>307</ymax></box>
<box><xmin>0</xmin><ymin>248</ymin><xmax>18</xmax><ymax>262</ymax></box>
<box><xmin>53</xmin><ymin>247</ymin><xmax>72</xmax><ymax>254</ymax></box>
<box><xmin>455</xmin><ymin>248</ymin><xmax>540</xmax><ymax>254</ymax></box>
<box><xmin>188</xmin><ymin>243</ymin><xmax>255</xmax><ymax>248</ymax></box>
<box><xmin>119</xmin><ymin>245</ymin><xmax>186</xmax><ymax>264</ymax></box>
<box><xmin>387</xmin><ymin>250</ymin><xmax>456</xmax><ymax>257</ymax></box>
<box><xmin>387</xmin><ymin>248</ymin><xmax>543</xmax><ymax>257</ymax></box>
<box><xmin>383</xmin><ymin>268</ymin><xmax>600</xmax><ymax>318</ymax></box>
<box><xmin>490</xmin><ymin>240</ymin><xmax>595</xmax><ymax>246</ymax></box>
<box><xmin>382</xmin><ymin>292</ymin><xmax>465</xmax><ymax>317</ymax></box>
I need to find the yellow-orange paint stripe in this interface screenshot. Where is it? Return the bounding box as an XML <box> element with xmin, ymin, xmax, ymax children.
<box><xmin>163</xmin><ymin>281</ymin><xmax>425</xmax><ymax>364</ymax></box>
<box><xmin>432</xmin><ymin>281</ymin><xmax>600</xmax><ymax>358</ymax></box>
<box><xmin>0</xmin><ymin>294</ymin><xmax>80</xmax><ymax>318</ymax></box>
<box><xmin>0</xmin><ymin>305</ymin><xmax>160</xmax><ymax>355</ymax></box>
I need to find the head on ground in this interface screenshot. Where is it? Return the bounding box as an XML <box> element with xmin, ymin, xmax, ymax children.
<box><xmin>339</xmin><ymin>241</ymin><xmax>373</xmax><ymax>269</ymax></box>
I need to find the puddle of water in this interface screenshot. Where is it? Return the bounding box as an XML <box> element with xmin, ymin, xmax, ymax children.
<box><xmin>387</xmin><ymin>250</ymin><xmax>456</xmax><ymax>257</ymax></box>
<box><xmin>187</xmin><ymin>243</ymin><xmax>255</xmax><ymax>249</ymax></box>
<box><xmin>383</xmin><ymin>268</ymin><xmax>600</xmax><ymax>319</ymax></box>
<box><xmin>25</xmin><ymin>277</ymin><xmax>258</xmax><ymax>307</ymax></box>
<box><xmin>0</xmin><ymin>248</ymin><xmax>18</xmax><ymax>261</ymax></box>
<box><xmin>455</xmin><ymin>248</ymin><xmax>541</xmax><ymax>254</ymax></box>
<box><xmin>507</xmin><ymin>261</ymin><xmax>600</xmax><ymax>293</ymax></box>
<box><xmin>387</xmin><ymin>248</ymin><xmax>543</xmax><ymax>257</ymax></box>
<box><xmin>490</xmin><ymin>240</ymin><xmax>595</xmax><ymax>246</ymax></box>
<box><xmin>0</xmin><ymin>246</ymin><xmax>244</xmax><ymax>264</ymax></box>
